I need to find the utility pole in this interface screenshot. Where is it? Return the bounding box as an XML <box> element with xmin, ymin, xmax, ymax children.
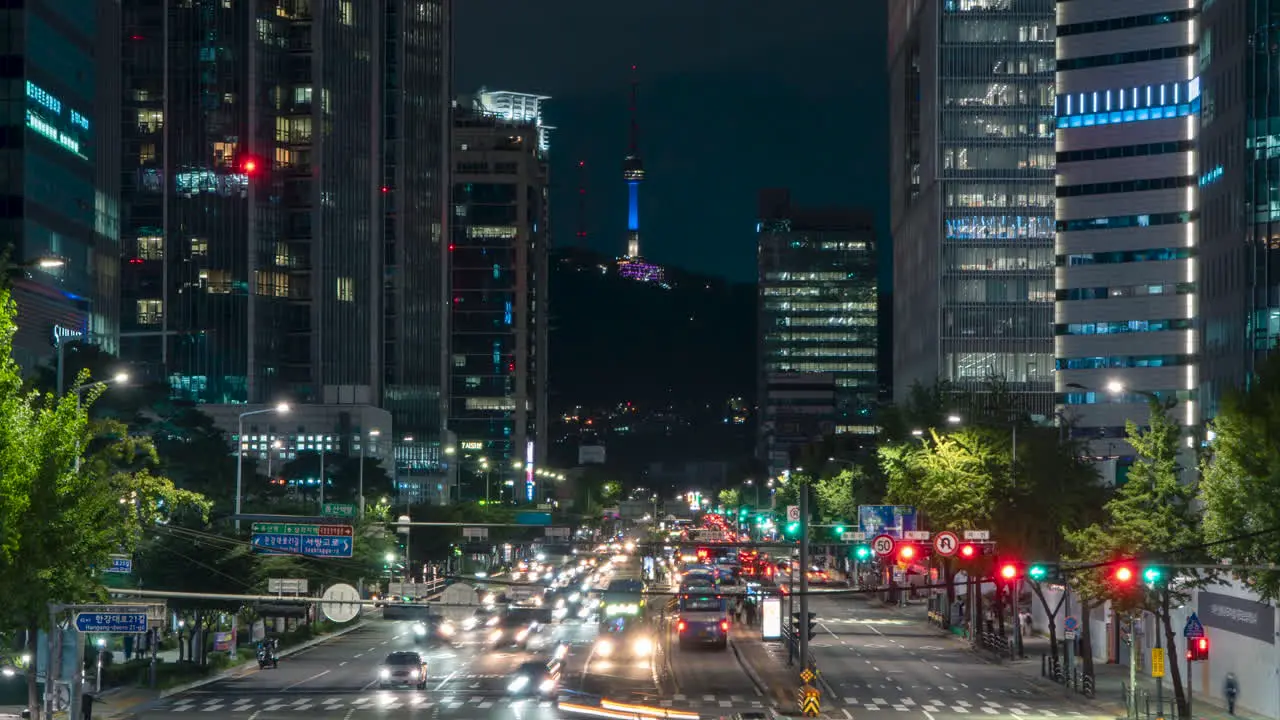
<box><xmin>799</xmin><ymin>482</ymin><xmax>811</xmax><ymax>670</ymax></box>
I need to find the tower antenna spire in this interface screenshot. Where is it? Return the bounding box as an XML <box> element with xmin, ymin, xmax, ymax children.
<box><xmin>629</xmin><ymin>64</ymin><xmax>640</xmax><ymax>156</ymax></box>
<box><xmin>577</xmin><ymin>160</ymin><xmax>587</xmax><ymax>242</ymax></box>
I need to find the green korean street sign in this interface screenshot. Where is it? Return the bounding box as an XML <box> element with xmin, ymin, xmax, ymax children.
<box><xmin>252</xmin><ymin>523</ymin><xmax>323</xmax><ymax>535</ymax></box>
<box><xmin>322</xmin><ymin>503</ymin><xmax>356</xmax><ymax>518</ymax></box>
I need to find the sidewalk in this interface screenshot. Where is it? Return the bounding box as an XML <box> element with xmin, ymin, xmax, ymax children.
<box><xmin>729</xmin><ymin>625</ymin><xmax>802</xmax><ymax>708</ymax></box>
<box><xmin>882</xmin><ymin>600</ymin><xmax>1265</xmax><ymax>720</ymax></box>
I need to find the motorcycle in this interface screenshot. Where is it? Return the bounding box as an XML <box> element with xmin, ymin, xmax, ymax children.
<box><xmin>257</xmin><ymin>646</ymin><xmax>279</xmax><ymax>669</ymax></box>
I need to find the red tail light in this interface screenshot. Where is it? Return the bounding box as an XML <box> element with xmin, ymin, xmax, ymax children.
<box><xmin>677</xmin><ymin>620</ymin><xmax>686</xmax><ymax>632</ymax></box>
<box><xmin>720</xmin><ymin>620</ymin><xmax>729</xmax><ymax>631</ymax></box>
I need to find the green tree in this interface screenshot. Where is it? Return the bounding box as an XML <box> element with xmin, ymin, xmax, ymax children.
<box><xmin>814</xmin><ymin>469</ymin><xmax>859</xmax><ymax>521</ymax></box>
<box><xmin>1066</xmin><ymin>397</ymin><xmax>1200</xmax><ymax>719</ymax></box>
<box><xmin>1201</xmin><ymin>351</ymin><xmax>1280</xmax><ymax>599</ymax></box>
<box><xmin>717</xmin><ymin>488</ymin><xmax>740</xmax><ymax>510</ymax></box>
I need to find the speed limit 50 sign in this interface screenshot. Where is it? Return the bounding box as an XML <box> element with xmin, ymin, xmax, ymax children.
<box><xmin>872</xmin><ymin>534</ymin><xmax>896</xmax><ymax>557</ymax></box>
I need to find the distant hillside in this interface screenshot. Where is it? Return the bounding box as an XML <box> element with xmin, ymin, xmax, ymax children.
<box><xmin>549</xmin><ymin>247</ymin><xmax>755</xmax><ymax>415</ymax></box>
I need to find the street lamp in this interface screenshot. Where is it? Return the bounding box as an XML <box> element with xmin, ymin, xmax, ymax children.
<box><xmin>359</xmin><ymin>429</ymin><xmax>380</xmax><ymax>518</ymax></box>
<box><xmin>234</xmin><ymin>402</ymin><xmax>290</xmax><ymax>530</ymax></box>
<box><xmin>69</xmin><ymin>372</ymin><xmax>130</xmax><ymax>407</ymax></box>
<box><xmin>479</xmin><ymin>457</ymin><xmax>492</xmax><ymax>503</ymax></box>
<box><xmin>947</xmin><ymin>414</ymin><xmax>962</xmax><ymax>425</ymax></box>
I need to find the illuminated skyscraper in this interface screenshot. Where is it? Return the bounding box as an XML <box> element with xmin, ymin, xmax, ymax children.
<box><xmin>474</xmin><ymin>89</ymin><xmax>554</xmax><ymax>154</ymax></box>
<box><xmin>1054</xmin><ymin>0</ymin><xmax>1200</xmax><ymax>451</ymax></box>
<box><xmin>4</xmin><ymin>0</ymin><xmax>121</xmax><ymax>373</ymax></box>
<box><xmin>889</xmin><ymin>0</ymin><xmax>1057</xmax><ymax>416</ymax></box>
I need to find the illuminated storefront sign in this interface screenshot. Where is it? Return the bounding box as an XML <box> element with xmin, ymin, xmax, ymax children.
<box><xmin>25</xmin><ymin>81</ymin><xmax>89</xmax><ymax>159</ymax></box>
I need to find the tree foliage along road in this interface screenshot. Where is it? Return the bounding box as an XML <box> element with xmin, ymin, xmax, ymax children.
<box><xmin>1200</xmin><ymin>350</ymin><xmax>1280</xmax><ymax>600</ymax></box>
<box><xmin>1064</xmin><ymin>397</ymin><xmax>1201</xmax><ymax>719</ymax></box>
<box><xmin>0</xmin><ymin>286</ymin><xmax>208</xmax><ymax>717</ymax></box>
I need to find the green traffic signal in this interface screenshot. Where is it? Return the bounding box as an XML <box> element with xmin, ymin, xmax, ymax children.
<box><xmin>1028</xmin><ymin>565</ymin><xmax>1048</xmax><ymax>581</ymax></box>
<box><xmin>833</xmin><ymin>525</ymin><xmax>846</xmax><ymax>535</ymax></box>
<box><xmin>853</xmin><ymin>544</ymin><xmax>872</xmax><ymax>561</ymax></box>
<box><xmin>1143</xmin><ymin>567</ymin><xmax>1163</xmax><ymax>583</ymax></box>
<box><xmin>785</xmin><ymin>521</ymin><xmax>800</xmax><ymax>536</ymax></box>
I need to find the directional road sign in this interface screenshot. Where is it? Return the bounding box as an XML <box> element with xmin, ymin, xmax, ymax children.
<box><xmin>251</xmin><ymin>523</ymin><xmax>354</xmax><ymax>558</ymax></box>
<box><xmin>516</xmin><ymin>511</ymin><xmax>553</xmax><ymax>526</ymax></box>
<box><xmin>963</xmin><ymin>530</ymin><xmax>990</xmax><ymax>540</ymax></box>
<box><xmin>786</xmin><ymin>505</ymin><xmax>801</xmax><ymax>523</ymax></box>
<box><xmin>872</xmin><ymin>534</ymin><xmax>896</xmax><ymax>557</ymax></box>
<box><xmin>75</xmin><ymin>612</ymin><xmax>147</xmax><ymax>633</ymax></box>
<box><xmin>322</xmin><ymin>502</ymin><xmax>355</xmax><ymax>518</ymax></box>
<box><xmin>932</xmin><ymin>531</ymin><xmax>959</xmax><ymax>556</ymax></box>
<box><xmin>105</xmin><ymin>555</ymin><xmax>133</xmax><ymax>574</ymax></box>
<box><xmin>841</xmin><ymin>531</ymin><xmax>866</xmax><ymax>542</ymax></box>
<box><xmin>1183</xmin><ymin>612</ymin><xmax>1205</xmax><ymax>638</ymax></box>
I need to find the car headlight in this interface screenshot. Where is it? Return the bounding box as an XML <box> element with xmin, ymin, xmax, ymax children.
<box><xmin>486</xmin><ymin>616</ymin><xmax>499</xmax><ymax>627</ymax></box>
<box><xmin>462</xmin><ymin>617</ymin><xmax>477</xmax><ymax>630</ymax></box>
<box><xmin>516</xmin><ymin>628</ymin><xmax>530</xmax><ymax>642</ymax></box>
<box><xmin>490</xmin><ymin>629</ymin><xmax>504</xmax><ymax>643</ymax></box>
<box><xmin>412</xmin><ymin>623</ymin><xmax>427</xmax><ymax>636</ymax></box>
<box><xmin>569</xmin><ymin>592</ymin><xmax>581</xmax><ymax>603</ymax></box>
<box><xmin>539</xmin><ymin>678</ymin><xmax>556</xmax><ymax>693</ymax></box>
<box><xmin>596</xmin><ymin>639</ymin><xmax>614</xmax><ymax>657</ymax></box>
<box><xmin>439</xmin><ymin>622</ymin><xmax>455</xmax><ymax>637</ymax></box>
<box><xmin>380</xmin><ymin>668</ymin><xmax>391</xmax><ymax>679</ymax></box>
<box><xmin>633</xmin><ymin>637</ymin><xmax>653</xmax><ymax>656</ymax></box>
<box><xmin>508</xmin><ymin>676</ymin><xmax>530</xmax><ymax>692</ymax></box>
<box><xmin>409</xmin><ymin>669</ymin><xmax>419</xmax><ymax>679</ymax></box>
<box><xmin>556</xmin><ymin>598</ymin><xmax>566</xmax><ymax>609</ymax></box>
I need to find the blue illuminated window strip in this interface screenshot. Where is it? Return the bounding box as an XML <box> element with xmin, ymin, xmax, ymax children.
<box><xmin>1056</xmin><ymin>98</ymin><xmax>1199</xmax><ymax>129</ymax></box>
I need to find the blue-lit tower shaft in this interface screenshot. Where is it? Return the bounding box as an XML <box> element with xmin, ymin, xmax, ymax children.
<box><xmin>623</xmin><ymin>70</ymin><xmax>645</xmax><ymax>258</ymax></box>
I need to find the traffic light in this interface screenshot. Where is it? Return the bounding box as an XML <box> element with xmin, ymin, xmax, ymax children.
<box><xmin>1113</xmin><ymin>564</ymin><xmax>1136</xmax><ymax>584</ymax></box>
<box><xmin>853</xmin><ymin>544</ymin><xmax>872</xmax><ymax>561</ymax></box>
<box><xmin>1142</xmin><ymin>566</ymin><xmax>1165</xmax><ymax>584</ymax></box>
<box><xmin>1028</xmin><ymin>564</ymin><xmax>1048</xmax><ymax>581</ymax></box>
<box><xmin>239</xmin><ymin>155</ymin><xmax>262</xmax><ymax>175</ymax></box>
<box><xmin>998</xmin><ymin>562</ymin><xmax>1022</xmax><ymax>583</ymax></box>
<box><xmin>1186</xmin><ymin>636</ymin><xmax>1208</xmax><ymax>661</ymax></box>
<box><xmin>792</xmin><ymin>612</ymin><xmax>818</xmax><ymax>641</ymax></box>
<box><xmin>833</xmin><ymin>524</ymin><xmax>846</xmax><ymax>537</ymax></box>
<box><xmin>958</xmin><ymin>543</ymin><xmax>979</xmax><ymax>560</ymax></box>
<box><xmin>897</xmin><ymin>543</ymin><xmax>918</xmax><ymax>563</ymax></box>
<box><xmin>785</xmin><ymin>521</ymin><xmax>800</xmax><ymax>537</ymax></box>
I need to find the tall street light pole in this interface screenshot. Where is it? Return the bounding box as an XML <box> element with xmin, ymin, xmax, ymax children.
<box><xmin>70</xmin><ymin>373</ymin><xmax>130</xmax><ymax>472</ymax></box>
<box><xmin>235</xmin><ymin>403</ymin><xmax>290</xmax><ymax>531</ymax></box>
<box><xmin>360</xmin><ymin>428</ymin><xmax>380</xmax><ymax>517</ymax></box>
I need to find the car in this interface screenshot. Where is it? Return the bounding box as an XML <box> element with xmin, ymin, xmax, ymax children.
<box><xmin>488</xmin><ymin>613</ymin><xmax>539</xmax><ymax>649</ymax></box>
<box><xmin>411</xmin><ymin>615</ymin><xmax>456</xmax><ymax>642</ymax></box>
<box><xmin>378</xmin><ymin>651</ymin><xmax>428</xmax><ymax>689</ymax></box>
<box><xmin>507</xmin><ymin>659</ymin><xmax>561</xmax><ymax>697</ymax></box>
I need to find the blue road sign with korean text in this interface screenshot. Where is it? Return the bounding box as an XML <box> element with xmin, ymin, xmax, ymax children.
<box><xmin>106</xmin><ymin>556</ymin><xmax>133</xmax><ymax>574</ymax></box>
<box><xmin>251</xmin><ymin>530</ymin><xmax>353</xmax><ymax>558</ymax></box>
<box><xmin>1183</xmin><ymin>612</ymin><xmax>1205</xmax><ymax>638</ymax></box>
<box><xmin>858</xmin><ymin>505</ymin><xmax>918</xmax><ymax>539</ymax></box>
<box><xmin>75</xmin><ymin>612</ymin><xmax>147</xmax><ymax>633</ymax></box>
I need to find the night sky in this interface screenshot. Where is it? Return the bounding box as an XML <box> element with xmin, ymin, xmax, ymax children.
<box><xmin>454</xmin><ymin>1</ymin><xmax>888</xmax><ymax>283</ymax></box>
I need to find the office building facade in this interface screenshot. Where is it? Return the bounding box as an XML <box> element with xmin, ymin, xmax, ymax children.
<box><xmin>889</xmin><ymin>0</ymin><xmax>1057</xmax><ymax>417</ymax></box>
<box><xmin>450</xmin><ymin>106</ymin><xmax>550</xmax><ymax>503</ymax></box>
<box><xmin>1053</xmin><ymin>0</ymin><xmax>1200</xmax><ymax>444</ymax></box>
<box><xmin>120</xmin><ymin>2</ymin><xmax>450</xmax><ymax>489</ymax></box>
<box><xmin>4</xmin><ymin>1</ymin><xmax>121</xmax><ymax>372</ymax></box>
<box><xmin>756</xmin><ymin>189</ymin><xmax>878</xmax><ymax>479</ymax></box>
<box><xmin>1198</xmin><ymin>0</ymin><xmax>1272</xmax><ymax>418</ymax></box>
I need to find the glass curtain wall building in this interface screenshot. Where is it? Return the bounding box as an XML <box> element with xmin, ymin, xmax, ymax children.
<box><xmin>3</xmin><ymin>1</ymin><xmax>121</xmax><ymax>372</ymax></box>
<box><xmin>1053</xmin><ymin>0</ymin><xmax>1200</xmax><ymax>447</ymax></box>
<box><xmin>122</xmin><ymin>2</ymin><xmax>450</xmax><ymax>470</ymax></box>
<box><xmin>381</xmin><ymin>0</ymin><xmax>451</xmax><ymax>492</ymax></box>
<box><xmin>450</xmin><ymin>108</ymin><xmax>550</xmax><ymax>503</ymax></box>
<box><xmin>889</xmin><ymin>0</ymin><xmax>1056</xmax><ymax>417</ymax></box>
<box><xmin>1198</xmin><ymin>0</ymin><xmax>1277</xmax><ymax>418</ymax></box>
<box><xmin>756</xmin><ymin>189</ymin><xmax>879</xmax><ymax>479</ymax></box>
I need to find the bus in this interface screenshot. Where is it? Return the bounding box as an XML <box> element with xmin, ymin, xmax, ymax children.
<box><xmin>676</xmin><ymin>585</ymin><xmax>729</xmax><ymax>649</ymax></box>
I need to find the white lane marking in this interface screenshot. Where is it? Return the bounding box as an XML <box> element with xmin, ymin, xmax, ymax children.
<box><xmin>338</xmin><ymin>661</ymin><xmax>347</xmax><ymax>667</ymax></box>
<box><xmin>354</xmin><ymin>653</ymin><xmax>363</xmax><ymax>658</ymax></box>
<box><xmin>434</xmin><ymin>669</ymin><xmax>459</xmax><ymax>691</ymax></box>
<box><xmin>946</xmin><ymin>672</ymin><xmax>955</xmax><ymax>678</ymax></box>
<box><xmin>283</xmin><ymin>669</ymin><xmax>330</xmax><ymax>691</ymax></box>
<box><xmin>247</xmin><ymin>714</ymin><xmax>260</xmax><ymax>720</ymax></box>
<box><xmin>924</xmin><ymin>711</ymin><xmax>938</xmax><ymax>720</ymax></box>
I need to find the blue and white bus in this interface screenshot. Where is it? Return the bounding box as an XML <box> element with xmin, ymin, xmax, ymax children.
<box><xmin>676</xmin><ymin>585</ymin><xmax>729</xmax><ymax>650</ymax></box>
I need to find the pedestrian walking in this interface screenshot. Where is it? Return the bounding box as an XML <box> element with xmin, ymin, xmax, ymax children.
<box><xmin>1224</xmin><ymin>673</ymin><xmax>1239</xmax><ymax>715</ymax></box>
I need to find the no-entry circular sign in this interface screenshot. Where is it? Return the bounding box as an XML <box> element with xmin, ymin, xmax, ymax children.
<box><xmin>933</xmin><ymin>531</ymin><xmax>960</xmax><ymax>556</ymax></box>
<box><xmin>872</xmin><ymin>534</ymin><xmax>896</xmax><ymax>557</ymax></box>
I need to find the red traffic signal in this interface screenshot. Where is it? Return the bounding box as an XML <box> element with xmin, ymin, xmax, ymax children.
<box><xmin>1113</xmin><ymin>565</ymin><xmax>1135</xmax><ymax>583</ymax></box>
<box><xmin>239</xmin><ymin>155</ymin><xmax>262</xmax><ymax>175</ymax></box>
<box><xmin>898</xmin><ymin>544</ymin><xmax>917</xmax><ymax>561</ymax></box>
<box><xmin>1000</xmin><ymin>564</ymin><xmax>1018</xmax><ymax>580</ymax></box>
<box><xmin>1187</xmin><ymin>636</ymin><xmax>1209</xmax><ymax>661</ymax></box>
<box><xmin>958</xmin><ymin>543</ymin><xmax>978</xmax><ymax>559</ymax></box>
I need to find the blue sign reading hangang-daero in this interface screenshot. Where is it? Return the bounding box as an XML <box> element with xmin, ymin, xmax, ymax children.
<box><xmin>857</xmin><ymin>505</ymin><xmax>917</xmax><ymax>539</ymax></box>
<box><xmin>1198</xmin><ymin>590</ymin><xmax>1276</xmax><ymax>645</ymax></box>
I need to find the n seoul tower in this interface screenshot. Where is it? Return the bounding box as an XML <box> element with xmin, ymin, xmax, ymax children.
<box><xmin>622</xmin><ymin>65</ymin><xmax>645</xmax><ymax>259</ymax></box>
